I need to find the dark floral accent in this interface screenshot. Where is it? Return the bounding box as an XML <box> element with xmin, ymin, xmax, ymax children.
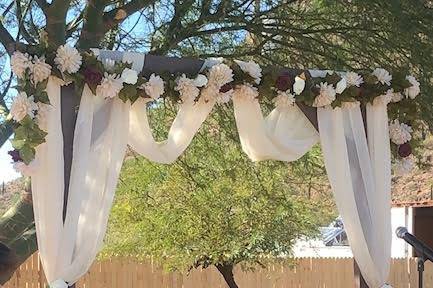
<box><xmin>398</xmin><ymin>142</ymin><xmax>412</xmax><ymax>158</ymax></box>
<box><xmin>82</xmin><ymin>67</ymin><xmax>103</xmax><ymax>86</ymax></box>
<box><xmin>275</xmin><ymin>72</ymin><xmax>292</xmax><ymax>91</ymax></box>
<box><xmin>8</xmin><ymin>150</ymin><xmax>22</xmax><ymax>162</ymax></box>
<box><xmin>220</xmin><ymin>83</ymin><xmax>233</xmax><ymax>93</ymax></box>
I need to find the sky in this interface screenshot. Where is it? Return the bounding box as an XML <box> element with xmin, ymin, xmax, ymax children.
<box><xmin>0</xmin><ymin>139</ymin><xmax>20</xmax><ymax>183</ymax></box>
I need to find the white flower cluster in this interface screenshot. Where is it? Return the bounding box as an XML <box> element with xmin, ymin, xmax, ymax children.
<box><xmin>344</xmin><ymin>72</ymin><xmax>364</xmax><ymax>87</ymax></box>
<box><xmin>175</xmin><ymin>74</ymin><xmax>208</xmax><ymax>103</ymax></box>
<box><xmin>394</xmin><ymin>157</ymin><xmax>415</xmax><ymax>176</ymax></box>
<box><xmin>140</xmin><ymin>74</ymin><xmax>165</xmax><ymax>101</ymax></box>
<box><xmin>405</xmin><ymin>75</ymin><xmax>420</xmax><ymax>99</ymax></box>
<box><xmin>208</xmin><ymin>63</ymin><xmax>234</xmax><ymax>88</ymax></box>
<box><xmin>235</xmin><ymin>60</ymin><xmax>262</xmax><ymax>84</ymax></box>
<box><xmin>121</xmin><ymin>68</ymin><xmax>138</xmax><ymax>85</ymax></box>
<box><xmin>96</xmin><ymin>73</ymin><xmax>124</xmax><ymax>99</ymax></box>
<box><xmin>389</xmin><ymin>119</ymin><xmax>412</xmax><ymax>145</ymax></box>
<box><xmin>10</xmin><ymin>51</ymin><xmax>32</xmax><ymax>79</ymax></box>
<box><xmin>372</xmin><ymin>68</ymin><xmax>392</xmax><ymax>86</ymax></box>
<box><xmin>313</xmin><ymin>82</ymin><xmax>336</xmax><ymax>107</ymax></box>
<box><xmin>272</xmin><ymin>75</ymin><xmax>305</xmax><ymax>108</ymax></box>
<box><xmin>10</xmin><ymin>92</ymin><xmax>38</xmax><ymax>122</ymax></box>
<box><xmin>202</xmin><ymin>63</ymin><xmax>234</xmax><ymax>104</ymax></box>
<box><xmin>274</xmin><ymin>91</ymin><xmax>296</xmax><ymax>110</ymax></box>
<box><xmin>11</xmin><ymin>51</ymin><xmax>53</xmax><ymax>84</ymax></box>
<box><xmin>54</xmin><ymin>44</ymin><xmax>82</xmax><ymax>74</ymax></box>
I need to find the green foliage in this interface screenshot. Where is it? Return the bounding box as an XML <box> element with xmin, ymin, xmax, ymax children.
<box><xmin>103</xmin><ymin>102</ymin><xmax>334</xmax><ymax>272</ymax></box>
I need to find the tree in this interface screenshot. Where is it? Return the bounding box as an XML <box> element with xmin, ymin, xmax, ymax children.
<box><xmin>0</xmin><ymin>0</ymin><xmax>432</xmax><ymax>285</ymax></box>
<box><xmin>103</xmin><ymin>103</ymin><xmax>334</xmax><ymax>288</ymax></box>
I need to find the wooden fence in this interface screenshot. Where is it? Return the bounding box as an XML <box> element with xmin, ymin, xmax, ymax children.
<box><xmin>4</xmin><ymin>255</ymin><xmax>433</xmax><ymax>287</ymax></box>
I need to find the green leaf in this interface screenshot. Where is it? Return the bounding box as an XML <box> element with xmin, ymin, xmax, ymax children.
<box><xmin>11</xmin><ymin>139</ymin><xmax>26</xmax><ymax>149</ymax></box>
<box><xmin>19</xmin><ymin>145</ymin><xmax>35</xmax><ymax>165</ymax></box>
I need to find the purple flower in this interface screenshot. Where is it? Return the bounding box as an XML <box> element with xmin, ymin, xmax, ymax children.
<box><xmin>8</xmin><ymin>150</ymin><xmax>22</xmax><ymax>163</ymax></box>
<box><xmin>219</xmin><ymin>83</ymin><xmax>233</xmax><ymax>93</ymax></box>
<box><xmin>275</xmin><ymin>72</ymin><xmax>292</xmax><ymax>91</ymax></box>
<box><xmin>398</xmin><ymin>142</ymin><xmax>412</xmax><ymax>158</ymax></box>
<box><xmin>82</xmin><ymin>67</ymin><xmax>103</xmax><ymax>86</ymax></box>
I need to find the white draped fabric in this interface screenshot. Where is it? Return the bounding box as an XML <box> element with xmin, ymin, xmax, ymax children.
<box><xmin>32</xmin><ymin>80</ymin><xmax>130</xmax><ymax>287</ymax></box>
<box><xmin>232</xmin><ymin>95</ymin><xmax>319</xmax><ymax>161</ymax></box>
<box><xmin>30</xmin><ymin>51</ymin><xmax>392</xmax><ymax>288</ymax></box>
<box><xmin>318</xmin><ymin>104</ymin><xmax>391</xmax><ymax>288</ymax></box>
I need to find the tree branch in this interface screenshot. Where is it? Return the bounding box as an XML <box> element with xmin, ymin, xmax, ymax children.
<box><xmin>103</xmin><ymin>0</ymin><xmax>156</xmax><ymax>31</ymax></box>
<box><xmin>0</xmin><ymin>22</ymin><xmax>16</xmax><ymax>55</ymax></box>
<box><xmin>34</xmin><ymin>0</ymin><xmax>49</xmax><ymax>13</ymax></box>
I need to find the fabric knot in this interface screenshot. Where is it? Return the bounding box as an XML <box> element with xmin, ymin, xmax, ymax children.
<box><xmin>50</xmin><ymin>279</ymin><xmax>68</xmax><ymax>288</ymax></box>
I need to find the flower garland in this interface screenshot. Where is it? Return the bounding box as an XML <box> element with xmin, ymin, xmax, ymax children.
<box><xmin>7</xmin><ymin>44</ymin><xmax>421</xmax><ymax>176</ymax></box>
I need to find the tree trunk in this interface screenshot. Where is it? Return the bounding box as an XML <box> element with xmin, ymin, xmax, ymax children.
<box><xmin>0</xmin><ymin>191</ymin><xmax>37</xmax><ymax>285</ymax></box>
<box><xmin>216</xmin><ymin>264</ymin><xmax>239</xmax><ymax>288</ymax></box>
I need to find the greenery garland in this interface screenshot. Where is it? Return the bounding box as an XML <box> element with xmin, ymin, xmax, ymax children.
<box><xmin>6</xmin><ymin>40</ymin><xmax>421</xmax><ymax>176</ymax></box>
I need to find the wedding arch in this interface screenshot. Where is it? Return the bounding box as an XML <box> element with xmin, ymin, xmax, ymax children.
<box><xmin>7</xmin><ymin>45</ymin><xmax>421</xmax><ymax>288</ymax></box>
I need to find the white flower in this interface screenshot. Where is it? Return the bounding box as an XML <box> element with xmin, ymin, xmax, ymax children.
<box><xmin>54</xmin><ymin>44</ymin><xmax>82</xmax><ymax>74</ymax></box>
<box><xmin>341</xmin><ymin>101</ymin><xmax>360</xmax><ymax>109</ymax></box>
<box><xmin>372</xmin><ymin>68</ymin><xmax>392</xmax><ymax>86</ymax></box>
<box><xmin>313</xmin><ymin>82</ymin><xmax>336</xmax><ymax>107</ymax></box>
<box><xmin>10</xmin><ymin>51</ymin><xmax>31</xmax><ymax>79</ymax></box>
<box><xmin>208</xmin><ymin>63</ymin><xmax>233</xmax><ymax>88</ymax></box>
<box><xmin>233</xmin><ymin>84</ymin><xmax>258</xmax><ymax>102</ymax></box>
<box><xmin>175</xmin><ymin>74</ymin><xmax>200</xmax><ymax>103</ymax></box>
<box><xmin>293</xmin><ymin>76</ymin><xmax>305</xmax><ymax>95</ymax></box>
<box><xmin>344</xmin><ymin>72</ymin><xmax>364</xmax><ymax>87</ymax></box>
<box><xmin>35</xmin><ymin>103</ymin><xmax>51</xmax><ymax>132</ymax></box>
<box><xmin>216</xmin><ymin>91</ymin><xmax>233</xmax><ymax>104</ymax></box>
<box><xmin>31</xmin><ymin>56</ymin><xmax>52</xmax><ymax>84</ymax></box>
<box><xmin>404</xmin><ymin>75</ymin><xmax>420</xmax><ymax>99</ymax></box>
<box><xmin>389</xmin><ymin>119</ymin><xmax>412</xmax><ymax>145</ymax></box>
<box><xmin>96</xmin><ymin>73</ymin><xmax>123</xmax><ymax>99</ymax></box>
<box><xmin>13</xmin><ymin>161</ymin><xmax>38</xmax><ymax>176</ymax></box>
<box><xmin>335</xmin><ymin>78</ymin><xmax>347</xmax><ymax>94</ymax></box>
<box><xmin>140</xmin><ymin>74</ymin><xmax>164</xmax><ymax>100</ymax></box>
<box><xmin>121</xmin><ymin>68</ymin><xmax>138</xmax><ymax>84</ymax></box>
<box><xmin>10</xmin><ymin>92</ymin><xmax>38</xmax><ymax>122</ymax></box>
<box><xmin>394</xmin><ymin>157</ymin><xmax>415</xmax><ymax>176</ymax></box>
<box><xmin>384</xmin><ymin>89</ymin><xmax>403</xmax><ymax>103</ymax></box>
<box><xmin>235</xmin><ymin>60</ymin><xmax>262</xmax><ymax>84</ymax></box>
<box><xmin>193</xmin><ymin>74</ymin><xmax>208</xmax><ymax>87</ymax></box>
<box><xmin>274</xmin><ymin>91</ymin><xmax>296</xmax><ymax>110</ymax></box>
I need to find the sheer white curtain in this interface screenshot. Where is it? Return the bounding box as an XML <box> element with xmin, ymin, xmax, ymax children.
<box><xmin>128</xmin><ymin>97</ymin><xmax>214</xmax><ymax>164</ymax></box>
<box><xmin>318</xmin><ymin>103</ymin><xmax>391</xmax><ymax>288</ymax></box>
<box><xmin>232</xmin><ymin>96</ymin><xmax>319</xmax><ymax>161</ymax></box>
<box><xmin>32</xmin><ymin>83</ymin><xmax>130</xmax><ymax>286</ymax></box>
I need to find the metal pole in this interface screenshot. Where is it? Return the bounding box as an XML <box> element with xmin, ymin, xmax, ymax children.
<box><xmin>417</xmin><ymin>257</ymin><xmax>425</xmax><ymax>288</ymax></box>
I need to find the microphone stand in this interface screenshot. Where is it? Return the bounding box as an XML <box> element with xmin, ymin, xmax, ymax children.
<box><xmin>417</xmin><ymin>256</ymin><xmax>426</xmax><ymax>288</ymax></box>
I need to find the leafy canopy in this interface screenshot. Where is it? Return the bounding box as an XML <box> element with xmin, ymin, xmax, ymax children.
<box><xmin>103</xmin><ymin>102</ymin><xmax>334</xmax><ymax>271</ymax></box>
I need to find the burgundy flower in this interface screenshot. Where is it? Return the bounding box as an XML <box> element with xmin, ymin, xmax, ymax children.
<box><xmin>275</xmin><ymin>73</ymin><xmax>292</xmax><ymax>91</ymax></box>
<box><xmin>82</xmin><ymin>67</ymin><xmax>103</xmax><ymax>86</ymax></box>
<box><xmin>8</xmin><ymin>150</ymin><xmax>22</xmax><ymax>163</ymax></box>
<box><xmin>220</xmin><ymin>83</ymin><xmax>233</xmax><ymax>93</ymax></box>
<box><xmin>398</xmin><ymin>142</ymin><xmax>412</xmax><ymax>158</ymax></box>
